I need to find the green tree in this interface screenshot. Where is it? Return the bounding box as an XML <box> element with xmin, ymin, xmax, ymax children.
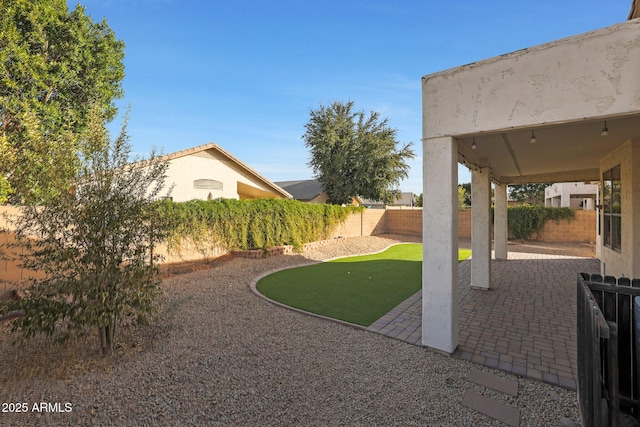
<box><xmin>508</xmin><ymin>184</ymin><xmax>550</xmax><ymax>206</ymax></box>
<box><xmin>1</xmin><ymin>115</ymin><xmax>169</xmax><ymax>355</ymax></box>
<box><xmin>459</xmin><ymin>183</ymin><xmax>471</xmax><ymax>207</ymax></box>
<box><xmin>303</xmin><ymin>101</ymin><xmax>415</xmax><ymax>205</ymax></box>
<box><xmin>415</xmin><ymin>193</ymin><xmax>423</xmax><ymax>207</ymax></box>
<box><xmin>0</xmin><ymin>0</ymin><xmax>125</xmax><ymax>203</ymax></box>
<box><xmin>458</xmin><ymin>185</ymin><xmax>467</xmax><ymax>209</ymax></box>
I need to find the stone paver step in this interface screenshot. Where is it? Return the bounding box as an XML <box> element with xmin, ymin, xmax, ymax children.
<box><xmin>468</xmin><ymin>370</ymin><xmax>518</xmax><ymax>396</ymax></box>
<box><xmin>462</xmin><ymin>390</ymin><xmax>520</xmax><ymax>427</ymax></box>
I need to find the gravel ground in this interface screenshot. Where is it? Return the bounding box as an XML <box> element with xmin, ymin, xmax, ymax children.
<box><xmin>0</xmin><ymin>235</ymin><xmax>580</xmax><ymax>426</ymax></box>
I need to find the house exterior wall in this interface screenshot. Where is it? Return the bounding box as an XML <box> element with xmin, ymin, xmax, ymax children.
<box><xmin>545</xmin><ymin>182</ymin><xmax>598</xmax><ymax>209</ymax></box>
<box><xmin>164</xmin><ymin>151</ymin><xmax>279</xmax><ymax>202</ymax></box>
<box><xmin>599</xmin><ymin>138</ymin><xmax>640</xmax><ymax>278</ymax></box>
<box><xmin>422</xmin><ymin>19</ymin><xmax>640</xmax><ymax>139</ymax></box>
<box><xmin>309</xmin><ymin>193</ymin><xmax>330</xmax><ymax>204</ymax></box>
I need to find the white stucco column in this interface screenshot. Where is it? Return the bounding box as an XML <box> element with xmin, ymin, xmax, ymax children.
<box><xmin>494</xmin><ymin>183</ymin><xmax>508</xmax><ymax>260</ymax></box>
<box><xmin>471</xmin><ymin>167</ymin><xmax>492</xmax><ymax>289</ymax></box>
<box><xmin>422</xmin><ymin>136</ymin><xmax>458</xmax><ymax>353</ymax></box>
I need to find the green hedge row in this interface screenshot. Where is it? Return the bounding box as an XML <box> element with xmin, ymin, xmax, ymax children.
<box><xmin>154</xmin><ymin>198</ymin><xmax>362</xmax><ymax>252</ymax></box>
<box><xmin>506</xmin><ymin>206</ymin><xmax>575</xmax><ymax>240</ymax></box>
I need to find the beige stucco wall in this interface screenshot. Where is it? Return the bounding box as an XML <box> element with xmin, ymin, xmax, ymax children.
<box><xmin>599</xmin><ymin>138</ymin><xmax>640</xmax><ymax>278</ymax></box>
<box><xmin>423</xmin><ymin>19</ymin><xmax>640</xmax><ymax>139</ymax></box>
<box><xmin>309</xmin><ymin>192</ymin><xmax>330</xmax><ymax>204</ymax></box>
<box><xmin>164</xmin><ymin>151</ymin><xmax>278</xmax><ymax>202</ymax></box>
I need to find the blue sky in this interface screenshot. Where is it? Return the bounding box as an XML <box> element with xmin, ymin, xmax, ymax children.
<box><xmin>70</xmin><ymin>0</ymin><xmax>631</xmax><ymax>194</ymax></box>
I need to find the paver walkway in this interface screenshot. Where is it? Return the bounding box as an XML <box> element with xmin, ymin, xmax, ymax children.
<box><xmin>367</xmin><ymin>250</ymin><xmax>600</xmax><ymax>390</ymax></box>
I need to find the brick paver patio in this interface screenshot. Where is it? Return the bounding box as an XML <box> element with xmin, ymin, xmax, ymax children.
<box><xmin>367</xmin><ymin>250</ymin><xmax>600</xmax><ymax>390</ymax></box>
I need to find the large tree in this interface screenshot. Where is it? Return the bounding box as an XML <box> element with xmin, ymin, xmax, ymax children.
<box><xmin>0</xmin><ymin>0</ymin><xmax>125</xmax><ymax>203</ymax></box>
<box><xmin>508</xmin><ymin>183</ymin><xmax>550</xmax><ymax>206</ymax></box>
<box><xmin>303</xmin><ymin>101</ymin><xmax>414</xmax><ymax>205</ymax></box>
<box><xmin>1</xmin><ymin>113</ymin><xmax>169</xmax><ymax>355</ymax></box>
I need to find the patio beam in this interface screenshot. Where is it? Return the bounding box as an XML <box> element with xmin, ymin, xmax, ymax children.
<box><xmin>499</xmin><ymin>168</ymin><xmax>600</xmax><ymax>185</ymax></box>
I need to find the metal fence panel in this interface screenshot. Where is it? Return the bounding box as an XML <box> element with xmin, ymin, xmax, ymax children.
<box><xmin>578</xmin><ymin>273</ymin><xmax>640</xmax><ymax>426</ymax></box>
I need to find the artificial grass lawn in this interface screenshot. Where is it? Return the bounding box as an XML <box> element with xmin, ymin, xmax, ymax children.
<box><xmin>257</xmin><ymin>244</ymin><xmax>472</xmax><ymax>327</ymax></box>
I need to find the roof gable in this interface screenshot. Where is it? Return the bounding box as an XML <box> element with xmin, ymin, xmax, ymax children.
<box><xmin>158</xmin><ymin>143</ymin><xmax>291</xmax><ymax>199</ymax></box>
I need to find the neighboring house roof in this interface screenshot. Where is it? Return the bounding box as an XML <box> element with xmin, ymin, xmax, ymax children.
<box><xmin>275</xmin><ymin>179</ymin><xmax>365</xmax><ymax>205</ymax></box>
<box><xmin>275</xmin><ymin>179</ymin><xmax>325</xmax><ymax>201</ymax></box>
<box><xmin>156</xmin><ymin>143</ymin><xmax>292</xmax><ymax>199</ymax></box>
<box><xmin>395</xmin><ymin>192</ymin><xmax>416</xmax><ymax>206</ymax></box>
<box><xmin>361</xmin><ymin>192</ymin><xmax>415</xmax><ymax>207</ymax></box>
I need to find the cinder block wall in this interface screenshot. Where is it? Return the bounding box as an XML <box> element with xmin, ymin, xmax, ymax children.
<box><xmin>0</xmin><ymin>207</ymin><xmax>46</xmax><ymax>295</ymax></box>
<box><xmin>0</xmin><ymin>206</ymin><xmax>597</xmax><ymax>296</ymax></box>
<box><xmin>155</xmin><ymin>240</ymin><xmax>228</xmax><ymax>264</ymax></box>
<box><xmin>331</xmin><ymin>209</ymin><xmax>386</xmax><ymax>238</ymax></box>
<box><xmin>384</xmin><ymin>208</ymin><xmax>422</xmax><ymax>235</ymax></box>
<box><xmin>385</xmin><ymin>208</ymin><xmax>596</xmax><ymax>243</ymax></box>
<box><xmin>0</xmin><ymin>207</ymin><xmax>388</xmax><ymax>293</ymax></box>
<box><xmin>530</xmin><ymin>210</ymin><xmax>596</xmax><ymax>242</ymax></box>
<box><xmin>458</xmin><ymin>209</ymin><xmax>471</xmax><ymax>238</ymax></box>
<box><xmin>384</xmin><ymin>208</ymin><xmax>470</xmax><ymax>238</ymax></box>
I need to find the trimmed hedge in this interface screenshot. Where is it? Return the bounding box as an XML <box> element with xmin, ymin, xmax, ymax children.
<box><xmin>154</xmin><ymin>198</ymin><xmax>362</xmax><ymax>253</ymax></box>
<box><xmin>507</xmin><ymin>206</ymin><xmax>575</xmax><ymax>240</ymax></box>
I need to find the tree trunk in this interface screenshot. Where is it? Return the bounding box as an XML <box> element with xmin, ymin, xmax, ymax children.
<box><xmin>99</xmin><ymin>320</ymin><xmax>116</xmax><ymax>356</ymax></box>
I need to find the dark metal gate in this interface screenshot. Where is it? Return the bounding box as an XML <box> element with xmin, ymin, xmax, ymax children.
<box><xmin>577</xmin><ymin>273</ymin><xmax>640</xmax><ymax>427</ymax></box>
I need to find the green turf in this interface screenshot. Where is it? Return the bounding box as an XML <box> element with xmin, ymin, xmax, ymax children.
<box><xmin>257</xmin><ymin>244</ymin><xmax>471</xmax><ymax>327</ymax></box>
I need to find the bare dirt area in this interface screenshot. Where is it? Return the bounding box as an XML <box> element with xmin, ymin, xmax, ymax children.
<box><xmin>0</xmin><ymin>235</ymin><xmax>581</xmax><ymax>426</ymax></box>
<box><xmin>457</xmin><ymin>237</ymin><xmax>596</xmax><ymax>258</ymax></box>
<box><xmin>506</xmin><ymin>240</ymin><xmax>596</xmax><ymax>258</ymax></box>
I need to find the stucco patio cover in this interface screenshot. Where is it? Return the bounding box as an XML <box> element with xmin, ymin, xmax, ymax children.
<box><xmin>421</xmin><ymin>18</ymin><xmax>640</xmax><ymax>353</ymax></box>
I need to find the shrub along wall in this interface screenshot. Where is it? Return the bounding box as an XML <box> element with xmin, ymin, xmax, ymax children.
<box><xmin>0</xmin><ymin>200</ymin><xmax>363</xmax><ymax>291</ymax></box>
<box><xmin>154</xmin><ymin>198</ymin><xmax>362</xmax><ymax>254</ymax></box>
<box><xmin>0</xmin><ymin>203</ymin><xmax>597</xmax><ymax>295</ymax></box>
<box><xmin>505</xmin><ymin>206</ymin><xmax>575</xmax><ymax>240</ymax></box>
<box><xmin>530</xmin><ymin>209</ymin><xmax>596</xmax><ymax>242</ymax></box>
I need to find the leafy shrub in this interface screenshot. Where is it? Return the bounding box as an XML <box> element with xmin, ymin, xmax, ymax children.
<box><xmin>154</xmin><ymin>198</ymin><xmax>362</xmax><ymax>253</ymax></box>
<box><xmin>2</xmin><ymin>117</ymin><xmax>168</xmax><ymax>355</ymax></box>
<box><xmin>506</xmin><ymin>206</ymin><xmax>575</xmax><ymax>240</ymax></box>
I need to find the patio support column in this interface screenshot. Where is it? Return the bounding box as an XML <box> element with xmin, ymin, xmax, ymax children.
<box><xmin>471</xmin><ymin>167</ymin><xmax>491</xmax><ymax>289</ymax></box>
<box><xmin>494</xmin><ymin>183</ymin><xmax>508</xmax><ymax>260</ymax></box>
<box><xmin>422</xmin><ymin>136</ymin><xmax>458</xmax><ymax>353</ymax></box>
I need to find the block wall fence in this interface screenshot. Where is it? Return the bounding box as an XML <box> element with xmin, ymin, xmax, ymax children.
<box><xmin>0</xmin><ymin>206</ymin><xmax>596</xmax><ymax>294</ymax></box>
<box><xmin>337</xmin><ymin>208</ymin><xmax>596</xmax><ymax>243</ymax></box>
